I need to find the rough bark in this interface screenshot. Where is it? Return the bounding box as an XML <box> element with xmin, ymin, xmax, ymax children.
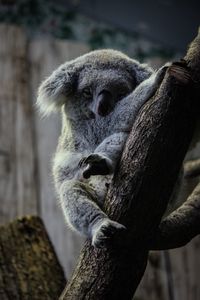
<box><xmin>184</xmin><ymin>158</ymin><xmax>200</xmax><ymax>178</ymax></box>
<box><xmin>147</xmin><ymin>29</ymin><xmax>200</xmax><ymax>250</ymax></box>
<box><xmin>61</xmin><ymin>30</ymin><xmax>200</xmax><ymax>300</ymax></box>
<box><xmin>0</xmin><ymin>216</ymin><xmax>66</xmax><ymax>300</ymax></box>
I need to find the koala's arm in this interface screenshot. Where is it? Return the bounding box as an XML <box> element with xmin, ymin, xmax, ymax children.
<box><xmin>129</xmin><ymin>63</ymin><xmax>169</xmax><ymax>111</ymax></box>
<box><xmin>81</xmin><ymin>132</ymin><xmax>128</xmax><ymax>179</ymax></box>
<box><xmin>82</xmin><ymin>65</ymin><xmax>169</xmax><ymax>179</ymax></box>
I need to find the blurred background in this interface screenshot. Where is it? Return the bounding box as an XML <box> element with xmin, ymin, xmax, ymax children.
<box><xmin>0</xmin><ymin>1</ymin><xmax>200</xmax><ymax>299</ymax></box>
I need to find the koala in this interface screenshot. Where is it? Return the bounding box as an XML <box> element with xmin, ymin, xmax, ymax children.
<box><xmin>37</xmin><ymin>49</ymin><xmax>168</xmax><ymax>248</ymax></box>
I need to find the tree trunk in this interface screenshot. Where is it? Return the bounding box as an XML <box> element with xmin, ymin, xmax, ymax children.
<box><xmin>0</xmin><ymin>216</ymin><xmax>66</xmax><ymax>300</ymax></box>
<box><xmin>60</xmin><ymin>30</ymin><xmax>200</xmax><ymax>299</ymax></box>
<box><xmin>0</xmin><ymin>24</ymin><xmax>38</xmax><ymax>223</ymax></box>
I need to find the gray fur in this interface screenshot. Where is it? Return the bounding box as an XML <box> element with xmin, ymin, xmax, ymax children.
<box><xmin>37</xmin><ymin>49</ymin><xmax>167</xmax><ymax>248</ymax></box>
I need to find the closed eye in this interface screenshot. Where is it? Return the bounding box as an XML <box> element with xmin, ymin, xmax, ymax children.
<box><xmin>82</xmin><ymin>87</ymin><xmax>92</xmax><ymax>99</ymax></box>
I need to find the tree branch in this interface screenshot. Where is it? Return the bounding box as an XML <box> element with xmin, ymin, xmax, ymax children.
<box><xmin>60</xmin><ymin>29</ymin><xmax>200</xmax><ymax>300</ymax></box>
<box><xmin>149</xmin><ymin>181</ymin><xmax>200</xmax><ymax>250</ymax></box>
<box><xmin>184</xmin><ymin>158</ymin><xmax>200</xmax><ymax>178</ymax></box>
<box><xmin>147</xmin><ymin>28</ymin><xmax>200</xmax><ymax>251</ymax></box>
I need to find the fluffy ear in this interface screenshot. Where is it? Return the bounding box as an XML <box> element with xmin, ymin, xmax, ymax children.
<box><xmin>36</xmin><ymin>63</ymin><xmax>76</xmax><ymax>116</ymax></box>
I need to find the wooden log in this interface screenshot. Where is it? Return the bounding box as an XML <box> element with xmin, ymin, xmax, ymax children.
<box><xmin>0</xmin><ymin>24</ymin><xmax>38</xmax><ymax>223</ymax></box>
<box><xmin>0</xmin><ymin>216</ymin><xmax>66</xmax><ymax>300</ymax></box>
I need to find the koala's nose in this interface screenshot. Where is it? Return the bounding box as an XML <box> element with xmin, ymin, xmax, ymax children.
<box><xmin>99</xmin><ymin>89</ymin><xmax>112</xmax><ymax>98</ymax></box>
<box><xmin>97</xmin><ymin>90</ymin><xmax>113</xmax><ymax>116</ymax></box>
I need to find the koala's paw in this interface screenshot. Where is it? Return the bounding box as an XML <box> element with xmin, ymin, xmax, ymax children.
<box><xmin>80</xmin><ymin>154</ymin><xmax>113</xmax><ymax>179</ymax></box>
<box><xmin>92</xmin><ymin>219</ymin><xmax>126</xmax><ymax>248</ymax></box>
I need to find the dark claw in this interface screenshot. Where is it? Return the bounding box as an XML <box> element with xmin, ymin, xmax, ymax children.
<box><xmin>81</xmin><ymin>154</ymin><xmax>111</xmax><ymax>178</ymax></box>
<box><xmin>82</xmin><ymin>161</ymin><xmax>110</xmax><ymax>178</ymax></box>
<box><xmin>78</xmin><ymin>157</ymin><xmax>87</xmax><ymax>167</ymax></box>
<box><xmin>82</xmin><ymin>167</ymin><xmax>91</xmax><ymax>179</ymax></box>
<box><xmin>84</xmin><ymin>154</ymin><xmax>102</xmax><ymax>164</ymax></box>
<box><xmin>101</xmin><ymin>225</ymin><xmax>116</xmax><ymax>236</ymax></box>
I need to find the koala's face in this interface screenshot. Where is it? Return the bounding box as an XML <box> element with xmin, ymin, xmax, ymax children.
<box><xmin>73</xmin><ymin>67</ymin><xmax>135</xmax><ymax>119</ymax></box>
<box><xmin>37</xmin><ymin>49</ymin><xmax>153</xmax><ymax>117</ymax></box>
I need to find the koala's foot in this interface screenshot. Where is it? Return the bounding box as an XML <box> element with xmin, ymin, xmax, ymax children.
<box><xmin>91</xmin><ymin>218</ymin><xmax>126</xmax><ymax>248</ymax></box>
<box><xmin>80</xmin><ymin>154</ymin><xmax>113</xmax><ymax>179</ymax></box>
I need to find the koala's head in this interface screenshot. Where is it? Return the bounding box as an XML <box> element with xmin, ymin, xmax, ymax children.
<box><xmin>37</xmin><ymin>49</ymin><xmax>153</xmax><ymax>118</ymax></box>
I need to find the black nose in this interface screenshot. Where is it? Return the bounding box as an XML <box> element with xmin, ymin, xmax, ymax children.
<box><xmin>97</xmin><ymin>90</ymin><xmax>113</xmax><ymax>116</ymax></box>
<box><xmin>99</xmin><ymin>90</ymin><xmax>112</xmax><ymax>98</ymax></box>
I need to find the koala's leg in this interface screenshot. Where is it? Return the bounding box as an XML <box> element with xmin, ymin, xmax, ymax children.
<box><xmin>81</xmin><ymin>132</ymin><xmax>128</xmax><ymax>178</ymax></box>
<box><xmin>59</xmin><ymin>180</ymin><xmax>126</xmax><ymax>248</ymax></box>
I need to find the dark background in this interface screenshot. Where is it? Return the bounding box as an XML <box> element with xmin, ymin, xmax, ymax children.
<box><xmin>64</xmin><ymin>0</ymin><xmax>200</xmax><ymax>51</ymax></box>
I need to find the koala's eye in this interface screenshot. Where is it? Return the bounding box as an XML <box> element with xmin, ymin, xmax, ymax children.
<box><xmin>82</xmin><ymin>88</ymin><xmax>92</xmax><ymax>99</ymax></box>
